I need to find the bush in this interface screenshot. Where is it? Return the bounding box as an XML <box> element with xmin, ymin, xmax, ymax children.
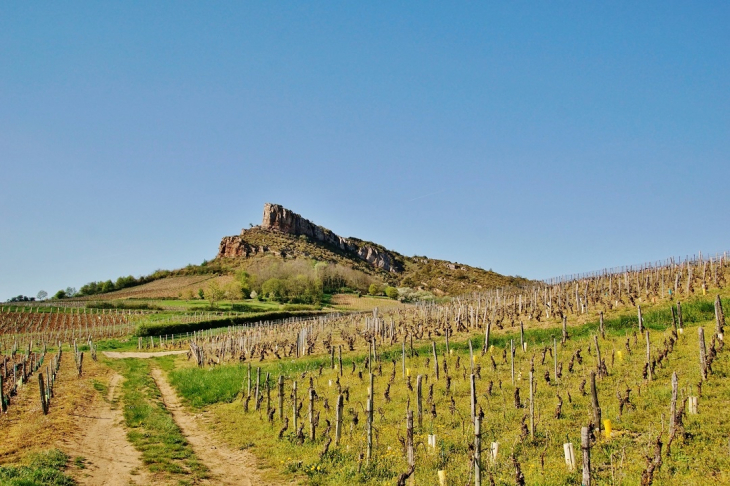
<box><xmin>385</xmin><ymin>286</ymin><xmax>399</xmax><ymax>299</ymax></box>
<box><xmin>368</xmin><ymin>283</ymin><xmax>380</xmax><ymax>296</ymax></box>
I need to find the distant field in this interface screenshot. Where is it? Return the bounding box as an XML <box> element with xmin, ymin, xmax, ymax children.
<box><xmin>328</xmin><ymin>293</ymin><xmax>407</xmax><ymax>311</ymax></box>
<box><xmin>82</xmin><ymin>275</ymin><xmax>234</xmax><ymax>300</ymax></box>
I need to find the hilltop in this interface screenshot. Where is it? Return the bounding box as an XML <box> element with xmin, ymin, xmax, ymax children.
<box><xmin>60</xmin><ymin>203</ymin><xmax>528</xmax><ymax>301</ymax></box>
<box><xmin>216</xmin><ymin>203</ymin><xmax>529</xmax><ymax>296</ymax></box>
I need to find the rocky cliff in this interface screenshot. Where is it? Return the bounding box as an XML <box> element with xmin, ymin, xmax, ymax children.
<box><xmin>216</xmin><ymin>203</ymin><xmax>530</xmax><ymax>295</ymax></box>
<box><xmin>218</xmin><ymin>203</ymin><xmax>403</xmax><ymax>273</ymax></box>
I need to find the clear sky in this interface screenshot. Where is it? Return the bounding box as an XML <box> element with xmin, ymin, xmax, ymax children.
<box><xmin>1</xmin><ymin>2</ymin><xmax>728</xmax><ymax>300</ymax></box>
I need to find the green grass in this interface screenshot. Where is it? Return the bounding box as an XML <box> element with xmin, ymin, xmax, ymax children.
<box><xmin>148</xmin><ymin>299</ymin><xmax>284</xmax><ymax>312</ymax></box>
<box><xmin>0</xmin><ymin>450</ymin><xmax>74</xmax><ymax>486</ymax></box>
<box><xmin>164</xmin><ymin>294</ymin><xmax>730</xmax><ymax>485</ymax></box>
<box><xmin>106</xmin><ymin>357</ymin><xmax>208</xmax><ymax>482</ymax></box>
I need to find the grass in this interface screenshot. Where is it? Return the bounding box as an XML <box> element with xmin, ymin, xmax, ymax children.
<box><xmin>106</xmin><ymin>357</ymin><xmax>209</xmax><ymax>482</ymax></box>
<box><xmin>164</xmin><ymin>294</ymin><xmax>730</xmax><ymax>485</ymax></box>
<box><xmin>0</xmin><ymin>450</ymin><xmax>74</xmax><ymax>486</ymax></box>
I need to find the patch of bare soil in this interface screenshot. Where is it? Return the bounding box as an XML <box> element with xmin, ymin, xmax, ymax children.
<box><xmin>64</xmin><ymin>373</ymin><xmax>151</xmax><ymax>486</ymax></box>
<box><xmin>102</xmin><ymin>350</ymin><xmax>188</xmax><ymax>359</ymax></box>
<box><xmin>150</xmin><ymin>368</ymin><xmax>276</xmax><ymax>486</ymax></box>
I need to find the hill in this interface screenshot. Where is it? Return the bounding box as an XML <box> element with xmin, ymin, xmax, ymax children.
<box><xmin>216</xmin><ymin>203</ymin><xmax>529</xmax><ymax>296</ymax></box>
<box><xmin>66</xmin><ymin>203</ymin><xmax>529</xmax><ymax>301</ymax></box>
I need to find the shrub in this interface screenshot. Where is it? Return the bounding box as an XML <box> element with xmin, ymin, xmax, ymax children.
<box><xmin>368</xmin><ymin>283</ymin><xmax>380</xmax><ymax>296</ymax></box>
<box><xmin>385</xmin><ymin>286</ymin><xmax>399</xmax><ymax>299</ymax></box>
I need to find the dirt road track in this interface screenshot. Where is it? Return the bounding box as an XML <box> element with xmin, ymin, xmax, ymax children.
<box><xmin>102</xmin><ymin>350</ymin><xmax>188</xmax><ymax>359</ymax></box>
<box><xmin>151</xmin><ymin>368</ymin><xmax>276</xmax><ymax>486</ymax></box>
<box><xmin>64</xmin><ymin>373</ymin><xmax>151</xmax><ymax>486</ymax></box>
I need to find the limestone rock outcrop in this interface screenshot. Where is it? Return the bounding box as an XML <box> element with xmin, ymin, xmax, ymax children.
<box><xmin>217</xmin><ymin>203</ymin><xmax>403</xmax><ymax>273</ymax></box>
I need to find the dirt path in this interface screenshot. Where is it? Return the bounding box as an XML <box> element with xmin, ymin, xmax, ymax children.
<box><xmin>64</xmin><ymin>373</ymin><xmax>151</xmax><ymax>486</ymax></box>
<box><xmin>150</xmin><ymin>368</ymin><xmax>273</xmax><ymax>486</ymax></box>
<box><xmin>103</xmin><ymin>350</ymin><xmax>188</xmax><ymax>359</ymax></box>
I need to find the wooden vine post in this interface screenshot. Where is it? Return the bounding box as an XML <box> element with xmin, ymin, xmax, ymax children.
<box><xmin>590</xmin><ymin>371</ymin><xmax>601</xmax><ymax>433</ymax></box>
<box><xmin>38</xmin><ymin>373</ymin><xmax>48</xmax><ymax>415</ymax></box>
<box><xmin>677</xmin><ymin>301</ymin><xmax>683</xmax><ymax>330</ymax></box>
<box><xmin>247</xmin><ymin>362</ymin><xmax>251</xmax><ymax>397</ymax></box>
<box><xmin>638</xmin><ymin>305</ymin><xmax>644</xmax><ymax>333</ymax></box>
<box><xmin>529</xmin><ymin>369</ymin><xmax>535</xmax><ymax>439</ymax></box>
<box><xmin>416</xmin><ymin>374</ymin><xmax>423</xmax><ymax>428</ymax></box>
<box><xmin>510</xmin><ymin>340</ymin><xmax>515</xmax><ymax>385</ymax></box>
<box><xmin>432</xmin><ymin>342</ymin><xmax>439</xmax><ymax>380</ymax></box>
<box><xmin>406</xmin><ymin>410</ymin><xmax>414</xmax><ymax>470</ymax></box>
<box><xmin>669</xmin><ymin>371</ymin><xmax>678</xmax><ymax>438</ymax></box>
<box><xmin>309</xmin><ymin>387</ymin><xmax>316</xmax><ymax>441</ymax></box>
<box><xmin>0</xmin><ymin>372</ymin><xmax>5</xmax><ymax>413</ymax></box>
<box><xmin>562</xmin><ymin>317</ymin><xmax>568</xmax><ymax>345</ymax></box>
<box><xmin>474</xmin><ymin>415</ymin><xmax>482</xmax><ymax>486</ymax></box>
<box><xmin>76</xmin><ymin>351</ymin><xmax>83</xmax><ymax>377</ymax></box>
<box><xmin>335</xmin><ymin>393</ymin><xmax>343</xmax><ymax>445</ymax></box>
<box><xmin>266</xmin><ymin>373</ymin><xmax>271</xmax><ymax>414</ymax></box>
<box><xmin>581</xmin><ymin>426</ymin><xmax>592</xmax><ymax>486</ymax></box>
<box><xmin>470</xmin><ymin>373</ymin><xmax>476</xmax><ymax>423</ymax></box>
<box><xmin>520</xmin><ymin>321</ymin><xmax>525</xmax><ymax>352</ymax></box>
<box><xmin>593</xmin><ymin>335</ymin><xmax>602</xmax><ymax>371</ymax></box>
<box><xmin>366</xmin><ymin>373</ymin><xmax>374</xmax><ymax>464</ymax></box>
<box><xmin>698</xmin><ymin>327</ymin><xmax>708</xmax><ymax>381</ymax></box>
<box><xmin>715</xmin><ymin>295</ymin><xmax>725</xmax><ymax>336</ymax></box>
<box><xmin>484</xmin><ymin>319</ymin><xmax>491</xmax><ymax>352</ymax></box>
<box><xmin>255</xmin><ymin>367</ymin><xmax>261</xmax><ymax>408</ymax></box>
<box><xmin>292</xmin><ymin>381</ymin><xmax>298</xmax><ymax>434</ymax></box>
<box><xmin>402</xmin><ymin>341</ymin><xmax>406</xmax><ymax>378</ymax></box>
<box><xmin>553</xmin><ymin>337</ymin><xmax>558</xmax><ymax>383</ymax></box>
<box><xmin>278</xmin><ymin>375</ymin><xmax>284</xmax><ymax>421</ymax></box>
<box><xmin>643</xmin><ymin>330</ymin><xmax>653</xmax><ymax>381</ymax></box>
<box><xmin>338</xmin><ymin>345</ymin><xmax>343</xmax><ymax>377</ymax></box>
<box><xmin>599</xmin><ymin>311</ymin><xmax>605</xmax><ymax>339</ymax></box>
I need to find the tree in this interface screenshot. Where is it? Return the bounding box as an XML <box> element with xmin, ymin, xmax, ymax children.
<box><xmin>53</xmin><ymin>289</ymin><xmax>67</xmax><ymax>300</ymax></box>
<box><xmin>65</xmin><ymin>287</ymin><xmax>77</xmax><ymax>298</ymax></box>
<box><xmin>368</xmin><ymin>283</ymin><xmax>381</xmax><ymax>296</ymax></box>
<box><xmin>385</xmin><ymin>286</ymin><xmax>399</xmax><ymax>300</ymax></box>
<box><xmin>262</xmin><ymin>278</ymin><xmax>286</xmax><ymax>302</ymax></box>
<box><xmin>224</xmin><ymin>281</ymin><xmax>243</xmax><ymax>301</ymax></box>
<box><xmin>207</xmin><ymin>281</ymin><xmax>226</xmax><ymax>307</ymax></box>
<box><xmin>37</xmin><ymin>290</ymin><xmax>48</xmax><ymax>301</ymax></box>
<box><xmin>198</xmin><ymin>288</ymin><xmax>205</xmax><ymax>299</ymax></box>
<box><xmin>236</xmin><ymin>270</ymin><xmax>252</xmax><ymax>298</ymax></box>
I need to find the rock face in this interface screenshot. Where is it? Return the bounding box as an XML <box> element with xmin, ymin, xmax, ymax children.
<box><xmin>217</xmin><ymin>203</ymin><xmax>402</xmax><ymax>273</ymax></box>
<box><xmin>217</xmin><ymin>236</ymin><xmax>267</xmax><ymax>259</ymax></box>
<box><xmin>261</xmin><ymin>203</ymin><xmax>351</xmax><ymax>250</ymax></box>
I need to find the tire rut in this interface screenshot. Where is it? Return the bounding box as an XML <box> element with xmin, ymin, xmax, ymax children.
<box><xmin>150</xmin><ymin>368</ymin><xmax>274</xmax><ymax>486</ymax></box>
<box><xmin>64</xmin><ymin>373</ymin><xmax>151</xmax><ymax>486</ymax></box>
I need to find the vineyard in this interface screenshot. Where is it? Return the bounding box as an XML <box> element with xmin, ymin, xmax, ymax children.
<box><xmin>0</xmin><ymin>307</ymin><xmax>140</xmax><ymax>345</ymax></box>
<box><xmin>164</xmin><ymin>253</ymin><xmax>730</xmax><ymax>485</ymax></box>
<box><xmin>0</xmin><ymin>252</ymin><xmax>729</xmax><ymax>485</ymax></box>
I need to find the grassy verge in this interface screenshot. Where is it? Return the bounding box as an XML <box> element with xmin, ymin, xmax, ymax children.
<box><xmin>106</xmin><ymin>357</ymin><xmax>208</xmax><ymax>483</ymax></box>
<box><xmin>165</xmin><ymin>294</ymin><xmax>730</xmax><ymax>485</ymax></box>
<box><xmin>0</xmin><ymin>450</ymin><xmax>74</xmax><ymax>486</ymax></box>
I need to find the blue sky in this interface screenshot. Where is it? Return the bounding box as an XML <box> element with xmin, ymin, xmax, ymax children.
<box><xmin>1</xmin><ymin>2</ymin><xmax>728</xmax><ymax>300</ymax></box>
